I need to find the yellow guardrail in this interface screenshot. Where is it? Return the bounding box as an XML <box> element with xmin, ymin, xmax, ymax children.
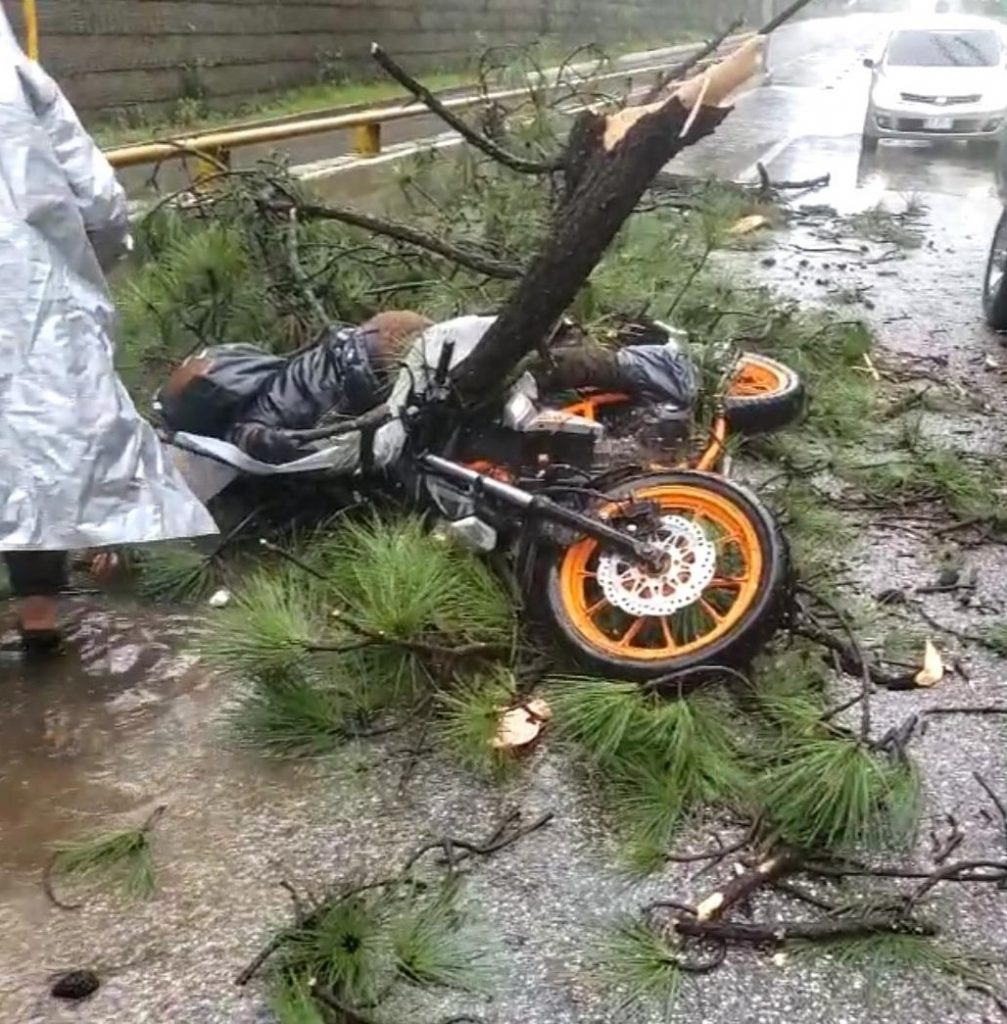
<box><xmin>22</xmin><ymin>0</ymin><xmax>38</xmax><ymax>60</ymax></box>
<box><xmin>105</xmin><ymin>36</ymin><xmax>750</xmax><ymax>173</ymax></box>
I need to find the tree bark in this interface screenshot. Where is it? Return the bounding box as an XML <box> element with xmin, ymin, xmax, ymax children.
<box><xmin>451</xmin><ymin>40</ymin><xmax>762</xmax><ymax>404</ymax></box>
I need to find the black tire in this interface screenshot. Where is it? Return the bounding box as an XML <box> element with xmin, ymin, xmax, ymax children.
<box><xmin>544</xmin><ymin>471</ymin><xmax>790</xmax><ymax>682</ymax></box>
<box><xmin>983</xmin><ymin>211</ymin><xmax>1007</xmax><ymax>332</ymax></box>
<box><xmin>723</xmin><ymin>353</ymin><xmax>805</xmax><ymax>435</ymax></box>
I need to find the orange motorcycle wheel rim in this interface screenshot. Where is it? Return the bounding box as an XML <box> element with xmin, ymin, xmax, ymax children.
<box><xmin>728</xmin><ymin>357</ymin><xmax>786</xmax><ymax>398</ymax></box>
<box><xmin>558</xmin><ymin>483</ymin><xmax>764</xmax><ymax>660</ymax></box>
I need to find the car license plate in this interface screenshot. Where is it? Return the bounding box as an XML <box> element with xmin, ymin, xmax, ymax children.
<box><xmin>924</xmin><ymin>116</ymin><xmax>954</xmax><ymax>130</ymax></box>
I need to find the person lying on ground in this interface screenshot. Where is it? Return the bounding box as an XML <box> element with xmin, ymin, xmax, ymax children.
<box><xmin>0</xmin><ymin>9</ymin><xmax>216</xmax><ymax>648</ymax></box>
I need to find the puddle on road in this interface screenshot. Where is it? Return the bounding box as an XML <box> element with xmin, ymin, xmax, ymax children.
<box><xmin>0</xmin><ymin>600</ymin><xmax>209</xmax><ymax>879</ymax></box>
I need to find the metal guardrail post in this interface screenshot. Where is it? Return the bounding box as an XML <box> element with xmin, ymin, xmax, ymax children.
<box><xmin>22</xmin><ymin>0</ymin><xmax>38</xmax><ymax>60</ymax></box>
<box><xmin>194</xmin><ymin>145</ymin><xmax>231</xmax><ymax>189</ymax></box>
<box><xmin>352</xmin><ymin>122</ymin><xmax>382</xmax><ymax>157</ymax></box>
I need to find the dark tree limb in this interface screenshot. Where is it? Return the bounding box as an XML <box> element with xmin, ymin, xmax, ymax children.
<box><xmin>671</xmin><ymin>914</ymin><xmax>936</xmax><ymax>946</ymax></box>
<box><xmin>278</xmin><ymin>198</ymin><xmax>523</xmax><ymax>280</ymax></box>
<box><xmin>693</xmin><ymin>848</ymin><xmax>802</xmax><ymax>920</ymax></box>
<box><xmin>370</xmin><ymin>43</ymin><xmax>561</xmax><ymax>175</ymax></box>
<box><xmin>452</xmin><ymin>42</ymin><xmax>755</xmax><ymax>402</ymax></box>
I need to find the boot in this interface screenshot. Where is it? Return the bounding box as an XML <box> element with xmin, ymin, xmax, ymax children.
<box><xmin>17</xmin><ymin>596</ymin><xmax>61</xmax><ymax>650</ymax></box>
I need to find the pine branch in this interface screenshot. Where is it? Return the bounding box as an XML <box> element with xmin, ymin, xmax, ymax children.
<box><xmin>370</xmin><ymin>43</ymin><xmax>561</xmax><ymax>175</ymax></box>
<box><xmin>269</xmin><ymin>193</ymin><xmax>523</xmax><ymax>280</ymax></box>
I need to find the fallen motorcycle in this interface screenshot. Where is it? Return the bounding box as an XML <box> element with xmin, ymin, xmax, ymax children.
<box><xmin>162</xmin><ymin>320</ymin><xmax>803</xmax><ymax>680</ymax></box>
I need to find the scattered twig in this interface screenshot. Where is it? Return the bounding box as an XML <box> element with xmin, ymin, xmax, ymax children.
<box><xmin>403</xmin><ymin>809</ymin><xmax>554</xmax><ymax>873</ymax></box>
<box><xmin>665</xmin><ymin>817</ymin><xmax>762</xmax><ymax>866</ymax></box>
<box><xmin>236</xmin><ymin>809</ymin><xmax>552</xmax><ymax>986</ymax></box>
<box><xmin>974</xmin><ymin>772</ymin><xmax>1007</xmax><ymax>855</ymax></box>
<box><xmin>930</xmin><ymin>814</ymin><xmax>964</xmax><ymax>866</ymax></box>
<box><xmin>924</xmin><ymin>705</ymin><xmax>1007</xmax><ymax>717</ymax></box>
<box><xmin>906</xmin><ymin>859</ymin><xmax>1007</xmax><ymax>911</ymax></box>
<box><xmin>798</xmin><ymin>586</ymin><xmax>872</xmax><ymax>740</ymax></box>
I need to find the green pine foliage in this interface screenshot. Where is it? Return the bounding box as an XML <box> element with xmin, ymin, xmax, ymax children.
<box><xmin>50</xmin><ymin>821</ymin><xmax>160</xmax><ymax>900</ymax></box>
<box><xmin>275</xmin><ymin>884</ymin><xmax>493</xmax><ymax>1016</ymax></box>
<box><xmin>602</xmin><ymin>919</ymin><xmax>683</xmax><ymax>1018</ymax></box>
<box><xmin>551</xmin><ymin>679</ymin><xmax>748</xmax><ymax>861</ymax></box>
<box><xmin>762</xmin><ymin>734</ymin><xmax>920</xmax><ymax>852</ymax></box>
<box><xmin>436</xmin><ymin>669</ymin><xmax>520</xmax><ymax>778</ymax></box>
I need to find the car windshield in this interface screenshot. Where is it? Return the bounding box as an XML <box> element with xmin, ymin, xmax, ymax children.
<box><xmin>885</xmin><ymin>28</ymin><xmax>1001</xmax><ymax>67</ymax></box>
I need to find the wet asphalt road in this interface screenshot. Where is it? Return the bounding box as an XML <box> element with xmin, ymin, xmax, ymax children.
<box><xmin>5</xmin><ymin>13</ymin><xmax>1007</xmax><ymax>1024</ymax></box>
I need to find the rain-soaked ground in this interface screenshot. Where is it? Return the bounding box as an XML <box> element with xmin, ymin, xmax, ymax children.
<box><xmin>6</xmin><ymin>12</ymin><xmax>1007</xmax><ymax>1023</ymax></box>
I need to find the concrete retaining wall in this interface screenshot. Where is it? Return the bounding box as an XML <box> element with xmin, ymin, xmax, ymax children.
<box><xmin>7</xmin><ymin>0</ymin><xmax>759</xmax><ymax>116</ymax></box>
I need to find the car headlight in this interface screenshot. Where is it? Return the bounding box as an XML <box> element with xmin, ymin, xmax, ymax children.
<box><xmin>982</xmin><ymin>85</ymin><xmax>1007</xmax><ymax>110</ymax></box>
<box><xmin>871</xmin><ymin>79</ymin><xmax>901</xmax><ymax>109</ymax></box>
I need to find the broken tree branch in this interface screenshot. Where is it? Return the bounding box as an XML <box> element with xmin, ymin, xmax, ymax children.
<box><xmin>694</xmin><ymin>848</ymin><xmax>802</xmax><ymax>920</ymax></box>
<box><xmin>370</xmin><ymin>43</ymin><xmax>561</xmax><ymax>175</ymax></box>
<box><xmin>274</xmin><ymin>197</ymin><xmax>523</xmax><ymax>280</ymax></box>
<box><xmin>670</xmin><ymin>914</ymin><xmax>936</xmax><ymax>945</ymax></box>
<box><xmin>452</xmin><ymin>39</ymin><xmax>763</xmax><ymax>402</ymax></box>
<box><xmin>641</xmin><ymin>17</ymin><xmax>746</xmax><ymax>103</ymax></box>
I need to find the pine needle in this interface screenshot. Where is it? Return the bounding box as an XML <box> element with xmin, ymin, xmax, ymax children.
<box><xmin>551</xmin><ymin>679</ymin><xmax>747</xmax><ymax>863</ymax></box>
<box><xmin>790</xmin><ymin>931</ymin><xmax>991</xmax><ymax>990</ymax></box>
<box><xmin>199</xmin><ymin>568</ymin><xmax>323</xmax><ymax>684</ymax></box>
<box><xmin>390</xmin><ymin>891</ymin><xmax>495</xmax><ymax>992</ymax></box>
<box><xmin>229</xmin><ymin>673</ymin><xmax>362</xmax><ymax>757</ymax></box>
<box><xmin>763</xmin><ymin>735</ymin><xmax>920</xmax><ymax>851</ymax></box>
<box><xmin>280</xmin><ymin>896</ymin><xmax>394</xmax><ymax>1007</ymax></box>
<box><xmin>269</xmin><ymin>974</ymin><xmax>327</xmax><ymax>1024</ymax></box>
<box><xmin>436</xmin><ymin>670</ymin><xmax>519</xmax><ymax>777</ymax></box>
<box><xmin>49</xmin><ymin>808</ymin><xmax>164</xmax><ymax>901</ymax></box>
<box><xmin>136</xmin><ymin>543</ymin><xmax>222</xmax><ymax>603</ymax></box>
<box><xmin>318</xmin><ymin>517</ymin><xmax>514</xmax><ymax>647</ymax></box>
<box><xmin>602</xmin><ymin>918</ymin><xmax>683</xmax><ymax>1017</ymax></box>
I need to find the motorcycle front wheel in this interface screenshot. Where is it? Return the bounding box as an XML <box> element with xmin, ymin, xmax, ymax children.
<box><xmin>544</xmin><ymin>471</ymin><xmax>788</xmax><ymax>681</ymax></box>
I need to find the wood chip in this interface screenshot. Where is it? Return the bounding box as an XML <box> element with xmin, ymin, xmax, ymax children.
<box><xmin>728</xmin><ymin>213</ymin><xmax>770</xmax><ymax>236</ymax></box>
<box><xmin>915</xmin><ymin>639</ymin><xmax>945</xmax><ymax>687</ymax></box>
<box><xmin>492</xmin><ymin>697</ymin><xmax>552</xmax><ymax>750</ymax></box>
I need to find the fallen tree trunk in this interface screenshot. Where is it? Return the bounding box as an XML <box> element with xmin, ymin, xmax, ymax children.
<box><xmin>452</xmin><ymin>39</ymin><xmax>763</xmax><ymax>404</ymax></box>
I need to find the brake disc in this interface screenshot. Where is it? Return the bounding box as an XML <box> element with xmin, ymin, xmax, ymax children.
<box><xmin>596</xmin><ymin>514</ymin><xmax>717</xmax><ymax>617</ymax></box>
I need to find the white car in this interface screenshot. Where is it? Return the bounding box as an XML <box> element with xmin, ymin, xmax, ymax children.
<box><xmin>862</xmin><ymin>16</ymin><xmax>1007</xmax><ymax>152</ymax></box>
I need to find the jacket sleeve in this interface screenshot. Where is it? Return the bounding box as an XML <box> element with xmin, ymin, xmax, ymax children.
<box><xmin>17</xmin><ymin>61</ymin><xmax>130</xmax><ymax>271</ymax></box>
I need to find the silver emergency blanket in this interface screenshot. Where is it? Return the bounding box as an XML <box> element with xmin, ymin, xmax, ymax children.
<box><xmin>169</xmin><ymin>316</ymin><xmax>496</xmax><ymax>500</ymax></box>
<box><xmin>0</xmin><ymin>12</ymin><xmax>216</xmax><ymax>551</ymax></box>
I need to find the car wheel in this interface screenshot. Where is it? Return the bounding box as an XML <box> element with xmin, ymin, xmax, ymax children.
<box><xmin>983</xmin><ymin>211</ymin><xmax>1007</xmax><ymax>332</ymax></box>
